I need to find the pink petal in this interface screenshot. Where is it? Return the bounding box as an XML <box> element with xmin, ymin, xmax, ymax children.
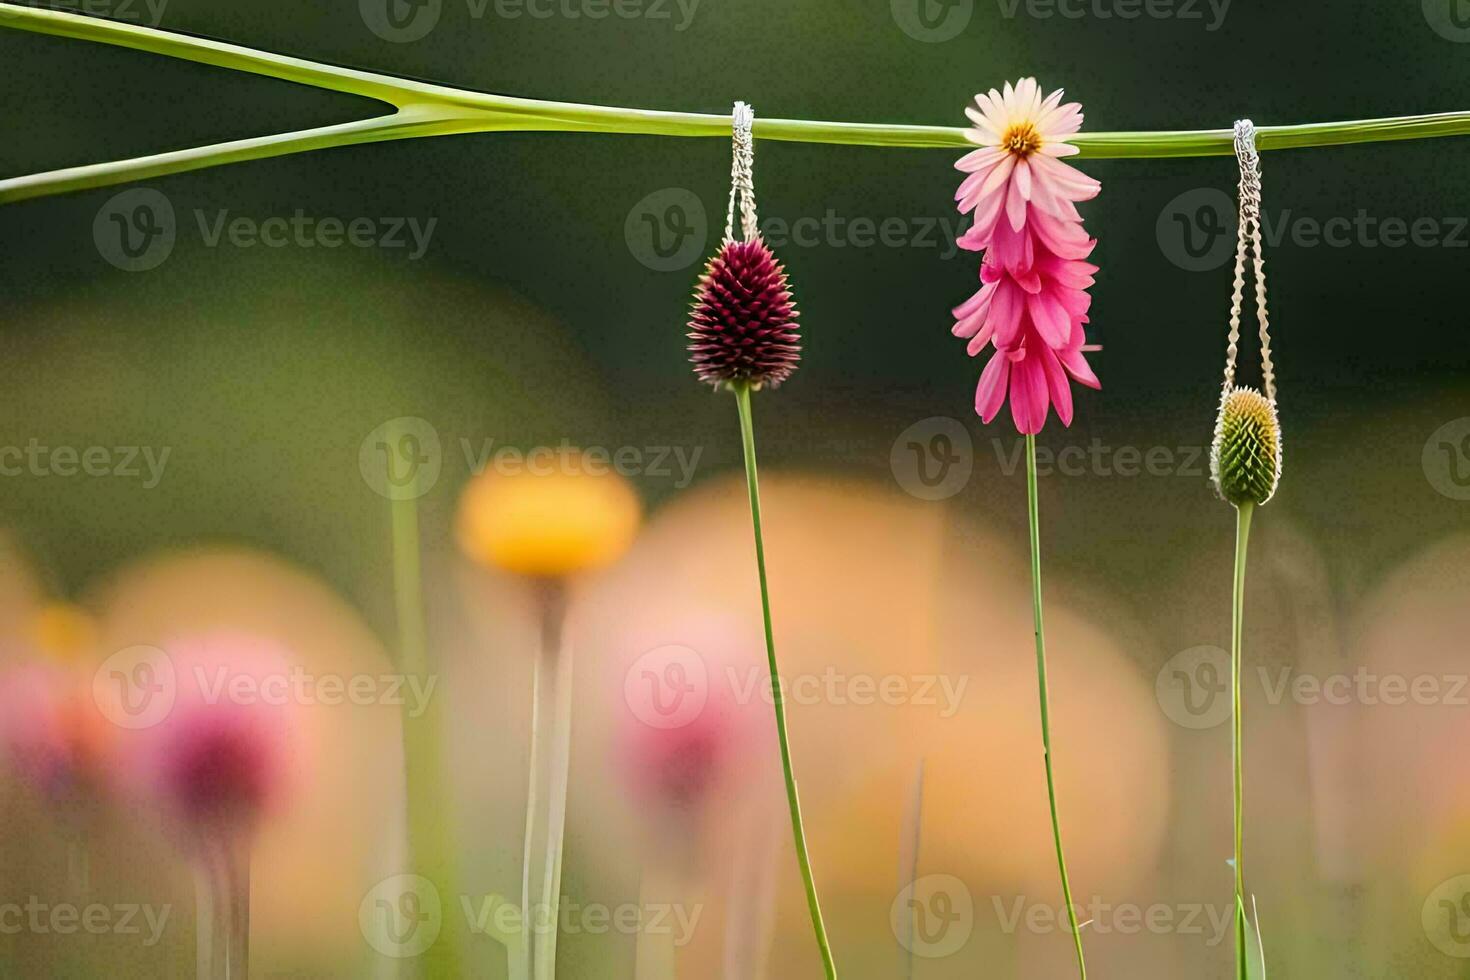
<box><xmin>1039</xmin><ymin>344</ymin><xmax>1074</xmax><ymax>427</ymax></box>
<box><xmin>1009</xmin><ymin>353</ymin><xmax>1050</xmax><ymax>435</ymax></box>
<box><xmin>974</xmin><ymin>352</ymin><xmax>1011</xmax><ymax>423</ymax></box>
<box><xmin>1026</xmin><ymin>290</ymin><xmax>1070</xmax><ymax>347</ymax></box>
<box><xmin>1058</xmin><ymin>344</ymin><xmax>1101</xmax><ymax>389</ymax></box>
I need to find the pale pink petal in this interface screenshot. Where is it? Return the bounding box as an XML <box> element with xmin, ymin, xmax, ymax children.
<box><xmin>1040</xmin><ymin>141</ymin><xmax>1081</xmax><ymax>157</ymax></box>
<box><xmin>1013</xmin><ymin>158</ymin><xmax>1032</xmax><ymax>201</ymax></box>
<box><xmin>1005</xmin><ymin>178</ymin><xmax>1028</xmax><ymax>231</ymax></box>
<box><xmin>1030</xmin><ymin>152</ymin><xmax>1101</xmax><ymax>201</ymax></box>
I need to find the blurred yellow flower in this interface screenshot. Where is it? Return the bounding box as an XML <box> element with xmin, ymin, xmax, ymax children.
<box><xmin>29</xmin><ymin>602</ymin><xmax>98</xmax><ymax>663</ymax></box>
<box><xmin>455</xmin><ymin>451</ymin><xmax>641</xmax><ymax>578</ymax></box>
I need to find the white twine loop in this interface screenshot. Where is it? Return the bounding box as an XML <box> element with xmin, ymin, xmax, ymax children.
<box><xmin>1223</xmin><ymin>118</ymin><xmax>1276</xmax><ymax>402</ymax></box>
<box><xmin>725</xmin><ymin>101</ymin><xmax>759</xmax><ymax>243</ymax></box>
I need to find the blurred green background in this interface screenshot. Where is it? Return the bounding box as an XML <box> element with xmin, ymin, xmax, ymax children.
<box><xmin>1</xmin><ymin>0</ymin><xmax>1469</xmax><ymax>977</ymax></box>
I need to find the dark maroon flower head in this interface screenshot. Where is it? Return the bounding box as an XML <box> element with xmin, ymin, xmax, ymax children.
<box><xmin>686</xmin><ymin>237</ymin><xmax>801</xmax><ymax>389</ymax></box>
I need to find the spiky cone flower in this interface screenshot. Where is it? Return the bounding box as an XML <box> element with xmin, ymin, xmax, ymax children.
<box><xmin>684</xmin><ymin>232</ymin><xmax>837</xmax><ymax>978</ymax></box>
<box><xmin>1211</xmin><ymin>386</ymin><xmax>1283</xmax><ymax>507</ymax></box>
<box><xmin>687</xmin><ymin>237</ymin><xmax>801</xmax><ymax>391</ymax></box>
<box><xmin>1211</xmin><ymin>388</ymin><xmax>1283</xmax><ymax>980</ymax></box>
<box><xmin>456</xmin><ymin>453</ymin><xmax>642</xmax><ymax>980</ymax></box>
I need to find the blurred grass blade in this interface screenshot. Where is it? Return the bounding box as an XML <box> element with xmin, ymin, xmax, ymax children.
<box><xmin>897</xmin><ymin>758</ymin><xmax>925</xmax><ymax>980</ymax></box>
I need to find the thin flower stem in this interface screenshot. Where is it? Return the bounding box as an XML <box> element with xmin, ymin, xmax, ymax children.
<box><xmin>387</xmin><ymin>429</ymin><xmax>461</xmax><ymax>980</ymax></box>
<box><xmin>732</xmin><ymin>382</ymin><xmax>838</xmax><ymax>980</ymax></box>
<box><xmin>1024</xmin><ymin>435</ymin><xmax>1087</xmax><ymax>980</ymax></box>
<box><xmin>524</xmin><ymin>583</ymin><xmax>573</xmax><ymax>980</ymax></box>
<box><xmin>1231</xmin><ymin>501</ymin><xmax>1255</xmax><ymax>980</ymax></box>
<box><xmin>2</xmin><ymin>5</ymin><xmax>1469</xmax><ymax>202</ymax></box>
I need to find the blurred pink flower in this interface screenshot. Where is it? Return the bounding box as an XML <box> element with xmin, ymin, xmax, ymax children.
<box><xmin>951</xmin><ymin>77</ymin><xmax>1102</xmax><ymax>434</ymax></box>
<box><xmin>127</xmin><ymin>633</ymin><xmax>296</xmax><ymax>849</ymax></box>
<box><xmin>0</xmin><ymin>664</ymin><xmax>110</xmax><ymax>808</ymax></box>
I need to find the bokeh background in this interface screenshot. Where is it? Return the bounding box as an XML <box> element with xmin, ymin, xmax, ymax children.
<box><xmin>2</xmin><ymin>0</ymin><xmax>1469</xmax><ymax>976</ymax></box>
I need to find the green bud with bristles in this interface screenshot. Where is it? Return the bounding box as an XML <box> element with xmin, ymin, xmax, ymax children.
<box><xmin>1211</xmin><ymin>386</ymin><xmax>1283</xmax><ymax>507</ymax></box>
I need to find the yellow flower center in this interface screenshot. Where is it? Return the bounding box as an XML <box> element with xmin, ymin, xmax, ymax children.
<box><xmin>1001</xmin><ymin>122</ymin><xmax>1042</xmax><ymax>157</ymax></box>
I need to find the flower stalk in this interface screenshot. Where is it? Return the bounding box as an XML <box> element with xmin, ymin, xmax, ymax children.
<box><xmin>2</xmin><ymin>5</ymin><xmax>1469</xmax><ymax>203</ymax></box>
<box><xmin>1230</xmin><ymin>500</ymin><xmax>1254</xmax><ymax>979</ymax></box>
<box><xmin>732</xmin><ymin>381</ymin><xmax>837</xmax><ymax>980</ymax></box>
<box><xmin>1024</xmin><ymin>434</ymin><xmax>1087</xmax><ymax>979</ymax></box>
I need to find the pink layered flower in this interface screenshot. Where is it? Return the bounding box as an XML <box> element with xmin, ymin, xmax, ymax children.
<box><xmin>952</xmin><ymin>78</ymin><xmax>1102</xmax><ymax>434</ymax></box>
<box><xmin>954</xmin><ymin>77</ymin><xmax>1099</xmax><ymax>245</ymax></box>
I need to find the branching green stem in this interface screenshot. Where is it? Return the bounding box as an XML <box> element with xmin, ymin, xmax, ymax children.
<box><xmin>732</xmin><ymin>382</ymin><xmax>837</xmax><ymax>980</ymax></box>
<box><xmin>1025</xmin><ymin>435</ymin><xmax>1086</xmax><ymax>980</ymax></box>
<box><xmin>2</xmin><ymin>4</ymin><xmax>1469</xmax><ymax>202</ymax></box>
<box><xmin>1231</xmin><ymin>501</ymin><xmax>1255</xmax><ymax>980</ymax></box>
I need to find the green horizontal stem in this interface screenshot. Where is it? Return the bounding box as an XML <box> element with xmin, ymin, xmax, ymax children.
<box><xmin>2</xmin><ymin>3</ymin><xmax>1468</xmax><ymax>203</ymax></box>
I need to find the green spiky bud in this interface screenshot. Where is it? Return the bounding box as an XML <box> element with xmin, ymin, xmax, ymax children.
<box><xmin>1211</xmin><ymin>386</ymin><xmax>1282</xmax><ymax>507</ymax></box>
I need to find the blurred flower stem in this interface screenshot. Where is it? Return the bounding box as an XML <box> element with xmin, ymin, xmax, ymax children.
<box><xmin>1231</xmin><ymin>501</ymin><xmax>1255</xmax><ymax>980</ymax></box>
<box><xmin>388</xmin><ymin>438</ymin><xmax>460</xmax><ymax>980</ymax></box>
<box><xmin>193</xmin><ymin>841</ymin><xmax>248</xmax><ymax>980</ymax></box>
<box><xmin>1024</xmin><ymin>435</ymin><xmax>1087</xmax><ymax>979</ymax></box>
<box><xmin>522</xmin><ymin>581</ymin><xmax>572</xmax><ymax>980</ymax></box>
<box><xmin>3</xmin><ymin>5</ymin><xmax>1470</xmax><ymax>202</ymax></box>
<box><xmin>732</xmin><ymin>382</ymin><xmax>838</xmax><ymax>980</ymax></box>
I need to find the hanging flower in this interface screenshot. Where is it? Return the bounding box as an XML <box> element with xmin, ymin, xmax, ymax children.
<box><xmin>951</xmin><ymin>78</ymin><xmax>1102</xmax><ymax>435</ymax></box>
<box><xmin>954</xmin><ymin>77</ymin><xmax>1099</xmax><ymax>244</ymax></box>
<box><xmin>687</xmin><ymin>237</ymin><xmax>801</xmax><ymax>390</ymax></box>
